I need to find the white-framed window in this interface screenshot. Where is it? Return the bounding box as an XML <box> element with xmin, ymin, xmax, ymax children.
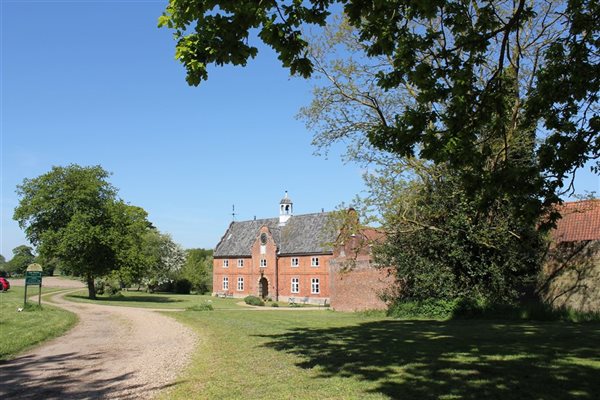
<box><xmin>291</xmin><ymin>257</ymin><xmax>299</xmax><ymax>267</ymax></box>
<box><xmin>223</xmin><ymin>259</ymin><xmax>229</xmax><ymax>268</ymax></box>
<box><xmin>291</xmin><ymin>278</ymin><xmax>299</xmax><ymax>293</ymax></box>
<box><xmin>222</xmin><ymin>277</ymin><xmax>229</xmax><ymax>290</ymax></box>
<box><xmin>311</xmin><ymin>278</ymin><xmax>320</xmax><ymax>294</ymax></box>
<box><xmin>237</xmin><ymin>259</ymin><xmax>244</xmax><ymax>268</ymax></box>
<box><xmin>237</xmin><ymin>277</ymin><xmax>244</xmax><ymax>291</ymax></box>
<box><xmin>260</xmin><ymin>259</ymin><xmax>267</xmax><ymax>267</ymax></box>
<box><xmin>311</xmin><ymin>257</ymin><xmax>319</xmax><ymax>267</ymax></box>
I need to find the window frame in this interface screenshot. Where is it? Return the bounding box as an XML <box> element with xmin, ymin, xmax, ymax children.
<box><xmin>291</xmin><ymin>277</ymin><xmax>299</xmax><ymax>293</ymax></box>
<box><xmin>260</xmin><ymin>259</ymin><xmax>267</xmax><ymax>267</ymax></box>
<box><xmin>223</xmin><ymin>259</ymin><xmax>229</xmax><ymax>268</ymax></box>
<box><xmin>222</xmin><ymin>277</ymin><xmax>229</xmax><ymax>290</ymax></box>
<box><xmin>237</xmin><ymin>277</ymin><xmax>244</xmax><ymax>291</ymax></box>
<box><xmin>291</xmin><ymin>257</ymin><xmax>299</xmax><ymax>267</ymax></box>
<box><xmin>311</xmin><ymin>257</ymin><xmax>320</xmax><ymax>267</ymax></box>
<box><xmin>237</xmin><ymin>259</ymin><xmax>244</xmax><ymax>268</ymax></box>
<box><xmin>311</xmin><ymin>278</ymin><xmax>320</xmax><ymax>294</ymax></box>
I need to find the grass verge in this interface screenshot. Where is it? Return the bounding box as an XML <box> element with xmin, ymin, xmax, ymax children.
<box><xmin>60</xmin><ymin>291</ymin><xmax>600</xmax><ymax>399</ymax></box>
<box><xmin>66</xmin><ymin>290</ymin><xmax>244</xmax><ymax>310</ymax></box>
<box><xmin>0</xmin><ymin>287</ymin><xmax>77</xmax><ymax>360</ymax></box>
<box><xmin>160</xmin><ymin>309</ymin><xmax>600</xmax><ymax>400</ymax></box>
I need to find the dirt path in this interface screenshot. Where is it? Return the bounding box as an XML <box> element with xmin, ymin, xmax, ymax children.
<box><xmin>0</xmin><ymin>289</ymin><xmax>197</xmax><ymax>400</ymax></box>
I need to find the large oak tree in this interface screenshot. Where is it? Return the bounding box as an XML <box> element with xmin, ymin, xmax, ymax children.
<box><xmin>14</xmin><ymin>165</ymin><xmax>151</xmax><ymax>298</ymax></box>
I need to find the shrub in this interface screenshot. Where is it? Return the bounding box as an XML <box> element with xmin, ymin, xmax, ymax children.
<box><xmin>187</xmin><ymin>301</ymin><xmax>213</xmax><ymax>311</ymax></box>
<box><xmin>174</xmin><ymin>278</ymin><xmax>192</xmax><ymax>294</ymax></box>
<box><xmin>244</xmin><ymin>295</ymin><xmax>264</xmax><ymax>306</ymax></box>
<box><xmin>452</xmin><ymin>298</ymin><xmax>600</xmax><ymax>322</ymax></box>
<box><xmin>106</xmin><ymin>285</ymin><xmax>120</xmax><ymax>296</ymax></box>
<box><xmin>95</xmin><ymin>279</ymin><xmax>106</xmax><ymax>295</ymax></box>
<box><xmin>271</xmin><ymin>302</ymin><xmax>279</xmax><ymax>307</ymax></box>
<box><xmin>387</xmin><ymin>298</ymin><xmax>460</xmax><ymax>319</ymax></box>
<box><xmin>95</xmin><ymin>277</ymin><xmax>120</xmax><ymax>296</ymax></box>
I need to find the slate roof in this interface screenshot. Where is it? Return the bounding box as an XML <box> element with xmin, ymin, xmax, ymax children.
<box><xmin>214</xmin><ymin>212</ymin><xmax>334</xmax><ymax>257</ymax></box>
<box><xmin>552</xmin><ymin>200</ymin><xmax>600</xmax><ymax>242</ymax></box>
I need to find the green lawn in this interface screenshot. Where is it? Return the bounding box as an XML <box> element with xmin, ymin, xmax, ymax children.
<box><xmin>0</xmin><ymin>287</ymin><xmax>77</xmax><ymax>360</ymax></box>
<box><xmin>160</xmin><ymin>309</ymin><xmax>600</xmax><ymax>400</ymax></box>
<box><xmin>66</xmin><ymin>290</ymin><xmax>315</xmax><ymax>310</ymax></box>
<box><xmin>66</xmin><ymin>290</ymin><xmax>244</xmax><ymax>310</ymax></box>
<box><xmin>60</xmin><ymin>291</ymin><xmax>600</xmax><ymax>399</ymax></box>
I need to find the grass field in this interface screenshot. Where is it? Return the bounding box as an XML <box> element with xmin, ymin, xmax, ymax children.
<box><xmin>61</xmin><ymin>291</ymin><xmax>600</xmax><ymax>399</ymax></box>
<box><xmin>0</xmin><ymin>287</ymin><xmax>77</xmax><ymax>360</ymax></box>
<box><xmin>66</xmin><ymin>290</ymin><xmax>243</xmax><ymax>310</ymax></box>
<box><xmin>162</xmin><ymin>307</ymin><xmax>600</xmax><ymax>399</ymax></box>
<box><xmin>66</xmin><ymin>290</ymin><xmax>315</xmax><ymax>310</ymax></box>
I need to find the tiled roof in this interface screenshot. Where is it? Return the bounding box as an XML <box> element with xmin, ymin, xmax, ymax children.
<box><xmin>214</xmin><ymin>212</ymin><xmax>334</xmax><ymax>257</ymax></box>
<box><xmin>552</xmin><ymin>200</ymin><xmax>600</xmax><ymax>242</ymax></box>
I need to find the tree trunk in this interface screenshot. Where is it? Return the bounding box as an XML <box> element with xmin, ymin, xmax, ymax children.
<box><xmin>86</xmin><ymin>274</ymin><xmax>96</xmax><ymax>299</ymax></box>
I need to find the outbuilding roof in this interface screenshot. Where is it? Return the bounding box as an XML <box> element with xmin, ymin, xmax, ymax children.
<box><xmin>552</xmin><ymin>200</ymin><xmax>600</xmax><ymax>242</ymax></box>
<box><xmin>214</xmin><ymin>212</ymin><xmax>334</xmax><ymax>257</ymax></box>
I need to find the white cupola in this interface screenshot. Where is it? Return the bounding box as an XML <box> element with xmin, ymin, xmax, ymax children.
<box><xmin>279</xmin><ymin>191</ymin><xmax>293</xmax><ymax>226</ymax></box>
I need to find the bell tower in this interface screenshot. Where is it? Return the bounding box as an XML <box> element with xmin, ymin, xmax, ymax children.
<box><xmin>279</xmin><ymin>191</ymin><xmax>293</xmax><ymax>226</ymax></box>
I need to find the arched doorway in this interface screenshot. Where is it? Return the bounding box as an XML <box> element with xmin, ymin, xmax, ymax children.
<box><xmin>258</xmin><ymin>277</ymin><xmax>269</xmax><ymax>299</ymax></box>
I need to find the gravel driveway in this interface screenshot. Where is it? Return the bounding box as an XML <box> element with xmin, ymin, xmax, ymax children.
<box><xmin>0</xmin><ymin>287</ymin><xmax>197</xmax><ymax>399</ymax></box>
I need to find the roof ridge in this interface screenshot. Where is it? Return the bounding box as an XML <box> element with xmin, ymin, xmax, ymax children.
<box><xmin>232</xmin><ymin>211</ymin><xmax>331</xmax><ymax>224</ymax></box>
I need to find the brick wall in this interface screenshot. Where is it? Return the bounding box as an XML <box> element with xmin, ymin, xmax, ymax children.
<box><xmin>328</xmin><ymin>230</ymin><xmax>395</xmax><ymax>311</ymax></box>
<box><xmin>277</xmin><ymin>254</ymin><xmax>331</xmax><ymax>300</ymax></box>
<box><xmin>212</xmin><ymin>256</ymin><xmax>253</xmax><ymax>297</ymax></box>
<box><xmin>541</xmin><ymin>240</ymin><xmax>600</xmax><ymax>313</ymax></box>
<box><xmin>329</xmin><ymin>260</ymin><xmax>395</xmax><ymax>311</ymax></box>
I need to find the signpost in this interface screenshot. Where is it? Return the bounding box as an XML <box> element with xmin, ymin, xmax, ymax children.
<box><xmin>24</xmin><ymin>263</ymin><xmax>43</xmax><ymax>308</ymax></box>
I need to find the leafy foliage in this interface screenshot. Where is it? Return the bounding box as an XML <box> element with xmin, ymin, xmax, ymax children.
<box><xmin>13</xmin><ymin>165</ymin><xmax>152</xmax><ymax>298</ymax></box>
<box><xmin>179</xmin><ymin>248</ymin><xmax>213</xmax><ymax>294</ymax></box>
<box><xmin>187</xmin><ymin>301</ymin><xmax>214</xmax><ymax>311</ymax></box>
<box><xmin>161</xmin><ymin>0</ymin><xmax>599</xmax><ymax>226</ymax></box>
<box><xmin>4</xmin><ymin>245</ymin><xmax>35</xmax><ymax>275</ymax></box>
<box><xmin>244</xmin><ymin>295</ymin><xmax>265</xmax><ymax>306</ymax></box>
<box><xmin>372</xmin><ymin>165</ymin><xmax>546</xmax><ymax>304</ymax></box>
<box><xmin>141</xmin><ymin>230</ymin><xmax>187</xmax><ymax>292</ymax></box>
<box><xmin>174</xmin><ymin>278</ymin><xmax>193</xmax><ymax>294</ymax></box>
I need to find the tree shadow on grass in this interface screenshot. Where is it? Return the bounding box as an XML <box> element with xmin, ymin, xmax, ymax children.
<box><xmin>67</xmin><ymin>294</ymin><xmax>182</xmax><ymax>304</ymax></box>
<box><xmin>257</xmin><ymin>320</ymin><xmax>600</xmax><ymax>399</ymax></box>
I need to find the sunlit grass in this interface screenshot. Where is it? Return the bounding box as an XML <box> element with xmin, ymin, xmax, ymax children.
<box><xmin>60</xmin><ymin>290</ymin><xmax>600</xmax><ymax>399</ymax></box>
<box><xmin>159</xmin><ymin>311</ymin><xmax>600</xmax><ymax>399</ymax></box>
<box><xmin>0</xmin><ymin>287</ymin><xmax>77</xmax><ymax>360</ymax></box>
<box><xmin>66</xmin><ymin>290</ymin><xmax>244</xmax><ymax>310</ymax></box>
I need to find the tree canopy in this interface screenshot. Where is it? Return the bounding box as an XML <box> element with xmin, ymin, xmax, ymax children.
<box><xmin>180</xmin><ymin>248</ymin><xmax>213</xmax><ymax>294</ymax></box>
<box><xmin>14</xmin><ymin>165</ymin><xmax>152</xmax><ymax>298</ymax></box>
<box><xmin>160</xmin><ymin>0</ymin><xmax>599</xmax><ymax>225</ymax></box>
<box><xmin>3</xmin><ymin>245</ymin><xmax>35</xmax><ymax>275</ymax></box>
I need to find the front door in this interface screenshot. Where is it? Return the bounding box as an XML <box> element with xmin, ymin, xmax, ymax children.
<box><xmin>258</xmin><ymin>277</ymin><xmax>268</xmax><ymax>299</ymax></box>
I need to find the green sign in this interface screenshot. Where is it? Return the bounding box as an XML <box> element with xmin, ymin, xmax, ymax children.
<box><xmin>25</xmin><ymin>271</ymin><xmax>42</xmax><ymax>286</ymax></box>
<box><xmin>24</xmin><ymin>264</ymin><xmax>44</xmax><ymax>307</ymax></box>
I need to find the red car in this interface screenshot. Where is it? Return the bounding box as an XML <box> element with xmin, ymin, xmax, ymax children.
<box><xmin>0</xmin><ymin>277</ymin><xmax>10</xmax><ymax>291</ymax></box>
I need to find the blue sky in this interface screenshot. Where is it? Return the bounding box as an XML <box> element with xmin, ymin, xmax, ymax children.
<box><xmin>1</xmin><ymin>1</ymin><xmax>598</xmax><ymax>259</ymax></box>
<box><xmin>1</xmin><ymin>0</ymin><xmax>366</xmax><ymax>258</ymax></box>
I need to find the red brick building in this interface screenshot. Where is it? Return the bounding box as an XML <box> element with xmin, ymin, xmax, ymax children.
<box><xmin>213</xmin><ymin>193</ymin><xmax>394</xmax><ymax>310</ymax></box>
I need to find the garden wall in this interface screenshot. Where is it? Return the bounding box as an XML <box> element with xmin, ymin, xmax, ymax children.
<box><xmin>541</xmin><ymin>240</ymin><xmax>600</xmax><ymax>313</ymax></box>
